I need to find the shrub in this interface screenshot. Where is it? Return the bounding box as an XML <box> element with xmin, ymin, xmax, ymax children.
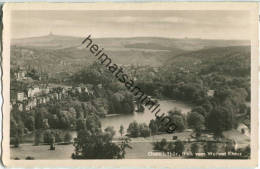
<box><xmin>64</xmin><ymin>132</ymin><xmax>72</xmax><ymax>143</ymax></box>
<box><xmin>152</xmin><ymin>138</ymin><xmax>167</xmax><ymax>151</ymax></box>
<box><xmin>127</xmin><ymin>121</ymin><xmax>151</xmax><ymax>137</ymax></box>
<box><xmin>25</xmin><ymin>156</ymin><xmax>35</xmax><ymax>160</ymax></box>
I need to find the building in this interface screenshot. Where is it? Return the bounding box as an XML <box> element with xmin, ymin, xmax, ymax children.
<box><xmin>237</xmin><ymin>123</ymin><xmax>250</xmax><ymax>137</ymax></box>
<box><xmin>10</xmin><ymin>100</ymin><xmax>16</xmax><ymax>111</ymax></box>
<box><xmin>25</xmin><ymin>104</ymin><xmax>31</xmax><ymax>111</ymax></box>
<box><xmin>37</xmin><ymin>97</ymin><xmax>43</xmax><ymax>104</ymax></box>
<box><xmin>24</xmin><ymin>98</ymin><xmax>38</xmax><ymax>111</ymax></box>
<box><xmin>61</xmin><ymin>88</ymin><xmax>67</xmax><ymax>94</ymax></box>
<box><xmin>75</xmin><ymin>87</ymin><xmax>82</xmax><ymax>93</ymax></box>
<box><xmin>58</xmin><ymin>93</ymin><xmax>62</xmax><ymax>100</ymax></box>
<box><xmin>17</xmin><ymin>103</ymin><xmax>23</xmax><ymax>111</ymax></box>
<box><xmin>17</xmin><ymin>92</ymin><xmax>25</xmax><ymax>101</ymax></box>
<box><xmin>42</xmin><ymin>87</ymin><xmax>50</xmax><ymax>94</ymax></box>
<box><xmin>207</xmin><ymin>90</ymin><xmax>215</xmax><ymax>97</ymax></box>
<box><xmin>62</xmin><ymin>91</ymin><xmax>68</xmax><ymax>97</ymax></box>
<box><xmin>42</xmin><ymin>97</ymin><xmax>46</xmax><ymax>104</ymax></box>
<box><xmin>50</xmin><ymin>94</ymin><xmax>55</xmax><ymax>100</ymax></box>
<box><xmin>32</xmin><ymin>98</ymin><xmax>37</xmax><ymax>107</ymax></box>
<box><xmin>83</xmin><ymin>87</ymin><xmax>89</xmax><ymax>94</ymax></box>
<box><xmin>97</xmin><ymin>84</ymin><xmax>102</xmax><ymax>89</ymax></box>
<box><xmin>54</xmin><ymin>93</ymin><xmax>59</xmax><ymax>100</ymax></box>
<box><xmin>45</xmin><ymin>96</ymin><xmax>50</xmax><ymax>102</ymax></box>
<box><xmin>27</xmin><ymin>88</ymin><xmax>33</xmax><ymax>98</ymax></box>
<box><xmin>15</xmin><ymin>70</ymin><xmax>26</xmax><ymax>81</ymax></box>
<box><xmin>27</xmin><ymin>86</ymin><xmax>41</xmax><ymax>98</ymax></box>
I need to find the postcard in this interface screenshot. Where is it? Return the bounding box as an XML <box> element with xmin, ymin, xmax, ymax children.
<box><xmin>1</xmin><ymin>2</ymin><xmax>259</xmax><ymax>168</ymax></box>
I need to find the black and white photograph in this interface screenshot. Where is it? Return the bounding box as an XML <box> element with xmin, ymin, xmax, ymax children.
<box><xmin>1</xmin><ymin>2</ymin><xmax>258</xmax><ymax>168</ymax></box>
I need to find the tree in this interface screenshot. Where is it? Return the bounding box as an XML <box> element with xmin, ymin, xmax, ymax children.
<box><xmin>170</xmin><ymin>115</ymin><xmax>185</xmax><ymax>132</ymax></box>
<box><xmin>26</xmin><ymin>115</ymin><xmax>35</xmax><ymax>131</ymax></box>
<box><xmin>43</xmin><ymin>130</ymin><xmax>53</xmax><ymax>144</ymax></box>
<box><xmin>210</xmin><ymin>142</ymin><xmax>218</xmax><ymax>156</ymax></box>
<box><xmin>119</xmin><ymin>125</ymin><xmax>124</xmax><ymax>137</ymax></box>
<box><xmin>187</xmin><ymin>112</ymin><xmax>205</xmax><ymax>137</ymax></box>
<box><xmin>54</xmin><ymin>130</ymin><xmax>63</xmax><ymax>143</ymax></box>
<box><xmin>72</xmin><ymin>63</ymin><xmax>112</xmax><ymax>85</ymax></box>
<box><xmin>76</xmin><ymin>119</ymin><xmax>86</xmax><ymax>131</ymax></box>
<box><xmin>214</xmin><ymin>87</ymin><xmax>232</xmax><ymax>103</ymax></box>
<box><xmin>192</xmin><ymin>106</ymin><xmax>208</xmax><ymax>118</ymax></box>
<box><xmin>167</xmin><ymin>142</ymin><xmax>175</xmax><ymax>155</ymax></box>
<box><xmin>242</xmin><ymin>145</ymin><xmax>250</xmax><ymax>157</ymax></box>
<box><xmin>85</xmin><ymin>114</ymin><xmax>102</xmax><ymax>133</ymax></box>
<box><xmin>73</xmin><ymin>130</ymin><xmax>122</xmax><ymax>159</ymax></box>
<box><xmin>139</xmin><ymin>123</ymin><xmax>150</xmax><ymax>137</ymax></box>
<box><xmin>57</xmin><ymin>111</ymin><xmax>71</xmax><ymax>129</ymax></box>
<box><xmin>127</xmin><ymin>121</ymin><xmax>140</xmax><ymax>137</ymax></box>
<box><xmin>72</xmin><ymin>115</ymin><xmax>131</xmax><ymax>159</ymax></box>
<box><xmin>109</xmin><ymin>91</ymin><xmax>134</xmax><ymax>114</ymax></box>
<box><xmin>118</xmin><ymin>137</ymin><xmax>132</xmax><ymax>158</ymax></box>
<box><xmin>167</xmin><ymin>109</ymin><xmax>185</xmax><ymax>132</ymax></box>
<box><xmin>174</xmin><ymin>140</ymin><xmax>184</xmax><ymax>156</ymax></box>
<box><xmin>149</xmin><ymin>119</ymin><xmax>159</xmax><ymax>135</ymax></box>
<box><xmin>10</xmin><ymin>119</ymin><xmax>24</xmax><ymax>147</ymax></box>
<box><xmin>191</xmin><ymin>143</ymin><xmax>199</xmax><ymax>157</ymax></box>
<box><xmin>10</xmin><ymin>116</ymin><xmax>18</xmax><ymax>137</ymax></box>
<box><xmin>127</xmin><ymin>121</ymin><xmax>151</xmax><ymax>137</ymax></box>
<box><xmin>207</xmin><ymin>106</ymin><xmax>233</xmax><ymax>137</ymax></box>
<box><xmin>35</xmin><ymin>107</ymin><xmax>48</xmax><ymax>129</ymax></box>
<box><xmin>49</xmin><ymin>134</ymin><xmax>56</xmax><ymax>150</ymax></box>
<box><xmin>153</xmin><ymin>138</ymin><xmax>167</xmax><ymax>151</ymax></box>
<box><xmin>202</xmin><ymin>101</ymin><xmax>213</xmax><ymax>113</ymax></box>
<box><xmin>34</xmin><ymin>130</ymin><xmax>41</xmax><ymax>146</ymax></box>
<box><xmin>104</xmin><ymin>126</ymin><xmax>116</xmax><ymax>139</ymax></box>
<box><xmin>160</xmin><ymin>138</ymin><xmax>167</xmax><ymax>151</ymax></box>
<box><xmin>42</xmin><ymin>119</ymin><xmax>49</xmax><ymax>129</ymax></box>
<box><xmin>203</xmin><ymin>143</ymin><xmax>209</xmax><ymax>156</ymax></box>
<box><xmin>27</xmin><ymin>68</ymin><xmax>40</xmax><ymax>80</ymax></box>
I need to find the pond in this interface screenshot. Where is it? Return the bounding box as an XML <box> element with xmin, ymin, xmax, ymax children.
<box><xmin>100</xmin><ymin>99</ymin><xmax>191</xmax><ymax>136</ymax></box>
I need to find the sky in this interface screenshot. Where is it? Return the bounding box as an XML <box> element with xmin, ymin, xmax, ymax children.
<box><xmin>11</xmin><ymin>10</ymin><xmax>251</xmax><ymax>40</ymax></box>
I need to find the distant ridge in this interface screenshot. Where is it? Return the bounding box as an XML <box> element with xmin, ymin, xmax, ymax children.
<box><xmin>11</xmin><ymin>33</ymin><xmax>250</xmax><ymax>79</ymax></box>
<box><xmin>12</xmin><ymin>34</ymin><xmax>250</xmax><ymax>51</ymax></box>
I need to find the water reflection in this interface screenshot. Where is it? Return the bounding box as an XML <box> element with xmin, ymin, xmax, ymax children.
<box><xmin>101</xmin><ymin>100</ymin><xmax>191</xmax><ymax>136</ymax></box>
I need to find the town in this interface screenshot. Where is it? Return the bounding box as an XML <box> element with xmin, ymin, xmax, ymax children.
<box><xmin>11</xmin><ymin>67</ymin><xmax>95</xmax><ymax>112</ymax></box>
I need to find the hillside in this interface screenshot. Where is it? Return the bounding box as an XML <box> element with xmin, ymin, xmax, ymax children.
<box><xmin>164</xmin><ymin>46</ymin><xmax>251</xmax><ymax>77</ymax></box>
<box><xmin>11</xmin><ymin>34</ymin><xmax>250</xmax><ymax>78</ymax></box>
